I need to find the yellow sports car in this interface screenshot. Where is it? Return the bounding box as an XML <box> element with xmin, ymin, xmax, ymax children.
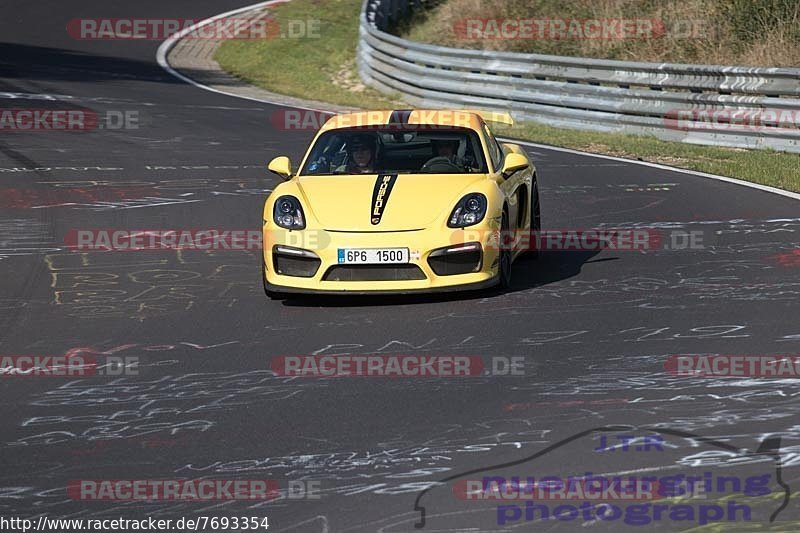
<box><xmin>262</xmin><ymin>109</ymin><xmax>539</xmax><ymax>296</ymax></box>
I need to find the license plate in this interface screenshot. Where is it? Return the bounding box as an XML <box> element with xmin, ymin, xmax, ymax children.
<box><xmin>337</xmin><ymin>248</ymin><xmax>409</xmax><ymax>264</ymax></box>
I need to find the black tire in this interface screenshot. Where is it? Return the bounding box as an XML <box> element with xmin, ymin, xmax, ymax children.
<box><xmin>499</xmin><ymin>210</ymin><xmax>513</xmax><ymax>290</ymax></box>
<box><xmin>529</xmin><ymin>181</ymin><xmax>541</xmax><ymax>259</ymax></box>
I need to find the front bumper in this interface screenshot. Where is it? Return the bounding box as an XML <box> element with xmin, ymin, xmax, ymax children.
<box><xmin>263</xmin><ymin>226</ymin><xmax>501</xmax><ymax>293</ymax></box>
<box><xmin>264</xmin><ymin>275</ymin><xmax>499</xmax><ymax>295</ymax></box>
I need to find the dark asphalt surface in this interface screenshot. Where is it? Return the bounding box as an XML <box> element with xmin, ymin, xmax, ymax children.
<box><xmin>1</xmin><ymin>1</ymin><xmax>799</xmax><ymax>531</ymax></box>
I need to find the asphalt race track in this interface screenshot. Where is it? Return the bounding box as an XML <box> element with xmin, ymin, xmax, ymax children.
<box><xmin>1</xmin><ymin>1</ymin><xmax>799</xmax><ymax>531</ymax></box>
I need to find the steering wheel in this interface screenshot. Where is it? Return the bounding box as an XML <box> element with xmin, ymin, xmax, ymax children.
<box><xmin>421</xmin><ymin>156</ymin><xmax>463</xmax><ymax>173</ymax></box>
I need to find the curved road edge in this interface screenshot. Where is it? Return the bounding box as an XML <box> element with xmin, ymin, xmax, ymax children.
<box><xmin>157</xmin><ymin>0</ymin><xmax>800</xmax><ymax>203</ymax></box>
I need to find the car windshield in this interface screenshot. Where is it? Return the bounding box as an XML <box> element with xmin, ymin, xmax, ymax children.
<box><xmin>300</xmin><ymin>126</ymin><xmax>487</xmax><ymax>175</ymax></box>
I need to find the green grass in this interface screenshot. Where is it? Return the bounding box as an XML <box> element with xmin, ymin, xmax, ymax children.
<box><xmin>215</xmin><ymin>0</ymin><xmax>800</xmax><ymax>193</ymax></box>
<box><xmin>214</xmin><ymin>0</ymin><xmax>398</xmax><ymax>109</ymax></box>
<box><xmin>494</xmin><ymin>123</ymin><xmax>800</xmax><ymax>193</ymax></box>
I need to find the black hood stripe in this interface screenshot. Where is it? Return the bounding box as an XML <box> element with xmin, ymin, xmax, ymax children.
<box><xmin>388</xmin><ymin>109</ymin><xmax>413</xmax><ymax>124</ymax></box>
<box><xmin>370</xmin><ymin>174</ymin><xmax>398</xmax><ymax>225</ymax></box>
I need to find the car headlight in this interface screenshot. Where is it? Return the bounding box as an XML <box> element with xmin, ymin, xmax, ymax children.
<box><xmin>448</xmin><ymin>193</ymin><xmax>487</xmax><ymax>228</ymax></box>
<box><xmin>273</xmin><ymin>195</ymin><xmax>306</xmax><ymax>229</ymax></box>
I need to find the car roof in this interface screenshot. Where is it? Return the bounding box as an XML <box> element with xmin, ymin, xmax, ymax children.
<box><xmin>318</xmin><ymin>109</ymin><xmax>513</xmax><ymax>133</ymax></box>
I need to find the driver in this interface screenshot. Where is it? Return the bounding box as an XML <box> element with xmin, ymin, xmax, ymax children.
<box><xmin>337</xmin><ymin>134</ymin><xmax>378</xmax><ymax>174</ymax></box>
<box><xmin>422</xmin><ymin>137</ymin><xmax>467</xmax><ymax>172</ymax></box>
<box><xmin>431</xmin><ymin>138</ymin><xmax>460</xmax><ymax>162</ymax></box>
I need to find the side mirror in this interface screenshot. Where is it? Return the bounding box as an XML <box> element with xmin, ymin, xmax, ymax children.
<box><xmin>501</xmin><ymin>153</ymin><xmax>529</xmax><ymax>177</ymax></box>
<box><xmin>267</xmin><ymin>156</ymin><xmax>294</xmax><ymax>180</ymax></box>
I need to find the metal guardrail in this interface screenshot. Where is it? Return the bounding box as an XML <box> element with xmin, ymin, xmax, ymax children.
<box><xmin>357</xmin><ymin>0</ymin><xmax>800</xmax><ymax>153</ymax></box>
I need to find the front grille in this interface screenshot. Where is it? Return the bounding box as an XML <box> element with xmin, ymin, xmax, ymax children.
<box><xmin>428</xmin><ymin>250</ymin><xmax>482</xmax><ymax>276</ymax></box>
<box><xmin>273</xmin><ymin>254</ymin><xmax>321</xmax><ymax>278</ymax></box>
<box><xmin>323</xmin><ymin>264</ymin><xmax>426</xmax><ymax>281</ymax></box>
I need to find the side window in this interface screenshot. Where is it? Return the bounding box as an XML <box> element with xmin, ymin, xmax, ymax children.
<box><xmin>482</xmin><ymin>123</ymin><xmax>502</xmax><ymax>171</ymax></box>
<box><xmin>496</xmin><ymin>139</ymin><xmax>506</xmax><ymax>160</ymax></box>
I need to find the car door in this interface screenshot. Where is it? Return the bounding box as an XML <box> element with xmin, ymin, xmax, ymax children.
<box><xmin>482</xmin><ymin>122</ymin><xmax>527</xmax><ymax>230</ymax></box>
